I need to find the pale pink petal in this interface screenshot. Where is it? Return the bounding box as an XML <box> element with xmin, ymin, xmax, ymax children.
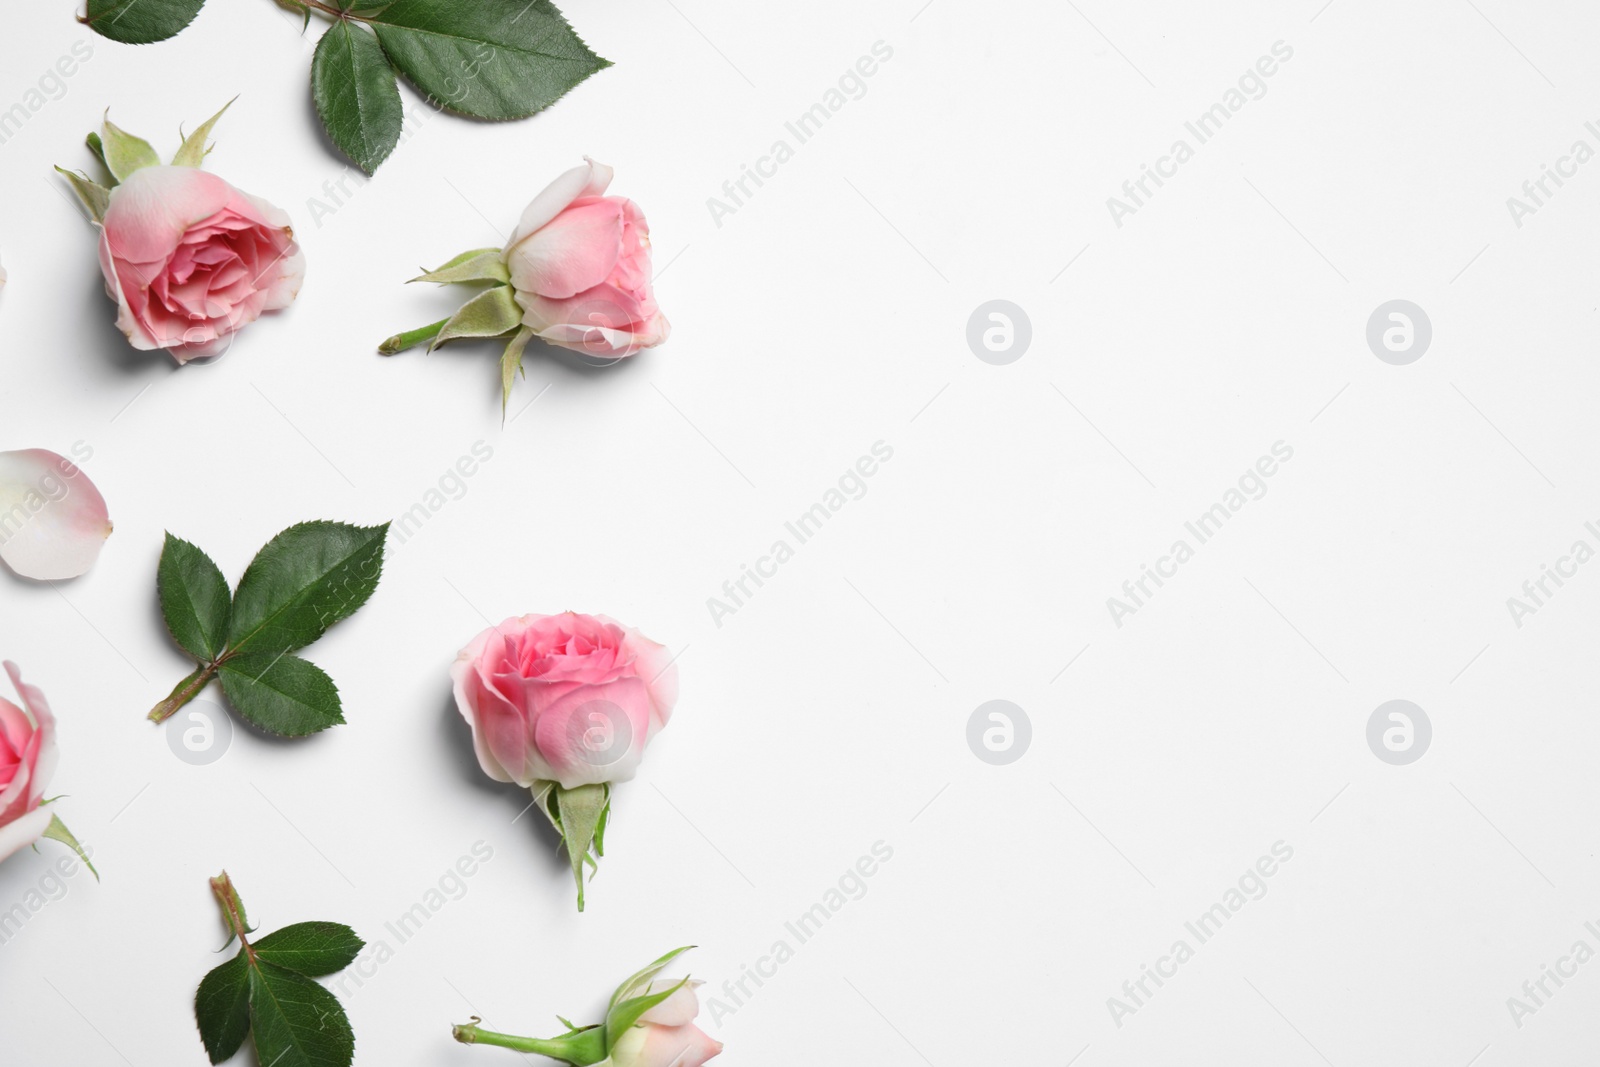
<box><xmin>639</xmin><ymin>980</ymin><xmax>703</xmax><ymax>1026</ymax></box>
<box><xmin>530</xmin><ymin>679</ymin><xmax>649</xmax><ymax>788</ymax></box>
<box><xmin>0</xmin><ymin>806</ymin><xmax>52</xmax><ymax>866</ymax></box>
<box><xmin>629</xmin><ymin>634</ymin><xmax>680</xmax><ymax>734</ymax></box>
<box><xmin>0</xmin><ymin>450</ymin><xmax>112</xmax><ymax>580</ymax></box>
<box><xmin>101</xmin><ymin>166</ymin><xmax>233</xmax><ymax>265</ymax></box>
<box><xmin>611</xmin><ymin>1023</ymin><xmax>722</xmax><ymax>1067</ymax></box>
<box><xmin>0</xmin><ymin>698</ymin><xmax>29</xmax><ymax>753</ymax></box>
<box><xmin>505</xmin><ymin>158</ymin><xmax>613</xmax><ymax>250</ymax></box>
<box><xmin>258</xmin><ymin>245</ymin><xmax>306</xmax><ymax>312</ymax></box>
<box><xmin>452</xmin><ymin>628</ymin><xmax>521</xmax><ymax>784</ymax></box>
<box><xmin>97</xmin><ymin>230</ymin><xmax>160</xmax><ymax>350</ymax></box>
<box><xmin>506</xmin><ymin>199</ymin><xmax>624</xmax><ymax>299</ymax></box>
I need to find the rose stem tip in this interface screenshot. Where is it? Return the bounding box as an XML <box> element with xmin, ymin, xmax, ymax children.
<box><xmin>377</xmin><ymin>317</ymin><xmax>449</xmax><ymax>356</ymax></box>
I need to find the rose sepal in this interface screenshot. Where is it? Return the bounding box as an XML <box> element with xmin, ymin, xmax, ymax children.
<box><xmin>430</xmin><ymin>285</ymin><xmax>522</xmax><ymax>350</ymax></box>
<box><xmin>53</xmin><ymin>167</ymin><xmax>109</xmax><ymax>223</ymax></box>
<box><xmin>38</xmin><ymin>810</ymin><xmax>97</xmax><ymax>880</ymax></box>
<box><xmin>172</xmin><ymin>98</ymin><xmax>235</xmax><ymax>167</ymax></box>
<box><xmin>530</xmin><ymin>781</ymin><xmax>610</xmax><ymax>911</ymax></box>
<box><xmin>98</xmin><ymin>113</ymin><xmax>160</xmax><ymax>181</ymax></box>
<box><xmin>410</xmin><ymin>248</ymin><xmax>511</xmax><ymax>286</ymax></box>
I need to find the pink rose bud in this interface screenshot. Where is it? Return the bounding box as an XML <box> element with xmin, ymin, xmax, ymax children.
<box><xmin>452</xmin><ymin>948</ymin><xmax>720</xmax><ymax>1065</ymax></box>
<box><xmin>379</xmin><ymin>158</ymin><xmax>669</xmax><ymax>412</ymax></box>
<box><xmin>452</xmin><ymin>612</ymin><xmax>678</xmax><ymax>908</ymax></box>
<box><xmin>0</xmin><ymin>663</ymin><xmax>93</xmax><ymax>875</ymax></box>
<box><xmin>60</xmin><ymin>105</ymin><xmax>305</xmax><ymax>364</ymax></box>
<box><xmin>503</xmin><ymin>158</ymin><xmax>670</xmax><ymax>358</ymax></box>
<box><xmin>611</xmin><ymin>981</ymin><xmax>722</xmax><ymax>1067</ymax></box>
<box><xmin>0</xmin><ymin>449</ymin><xmax>112</xmax><ymax>581</ymax></box>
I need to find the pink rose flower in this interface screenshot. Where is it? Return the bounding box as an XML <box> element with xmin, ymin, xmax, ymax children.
<box><xmin>452</xmin><ymin>612</ymin><xmax>678</xmax><ymax>790</ymax></box>
<box><xmin>99</xmin><ymin>166</ymin><xmax>304</xmax><ymax>362</ymax></box>
<box><xmin>0</xmin><ymin>663</ymin><xmax>59</xmax><ymax>864</ymax></box>
<box><xmin>504</xmin><ymin>159</ymin><xmax>669</xmax><ymax>358</ymax></box>
<box><xmin>611</xmin><ymin>981</ymin><xmax>723</xmax><ymax>1067</ymax></box>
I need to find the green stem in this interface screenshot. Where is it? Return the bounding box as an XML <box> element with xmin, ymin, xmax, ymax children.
<box><xmin>378</xmin><ymin>318</ymin><xmax>449</xmax><ymax>356</ymax></box>
<box><xmin>451</xmin><ymin>1019</ymin><xmax>601</xmax><ymax>1062</ymax></box>
<box><xmin>210</xmin><ymin>871</ymin><xmax>254</xmax><ymax>955</ymax></box>
<box><xmin>149</xmin><ymin>663</ymin><xmax>218</xmax><ymax>724</ymax></box>
<box><xmin>290</xmin><ymin>0</ymin><xmax>348</xmax><ymax>19</ymax></box>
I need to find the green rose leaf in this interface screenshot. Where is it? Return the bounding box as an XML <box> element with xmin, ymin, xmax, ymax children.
<box><xmin>253</xmin><ymin>922</ymin><xmax>365</xmax><ymax>977</ymax></box>
<box><xmin>195</xmin><ymin>875</ymin><xmax>361</xmax><ymax>1067</ymax></box>
<box><xmin>81</xmin><ymin>0</ymin><xmax>207</xmax><ymax>44</ymax></box>
<box><xmin>158</xmin><ymin>533</ymin><xmax>233</xmax><ymax>662</ymax></box>
<box><xmin>312</xmin><ymin>20</ymin><xmax>404</xmax><ymax>175</ymax></box>
<box><xmin>148</xmin><ymin>520</ymin><xmax>388</xmax><ymax>735</ymax></box>
<box><xmin>368</xmin><ymin>0</ymin><xmax>610</xmax><ymax>121</ymax></box>
<box><xmin>218</xmin><ymin>652</ymin><xmax>343</xmax><ymax>737</ymax></box>
<box><xmin>248</xmin><ymin>960</ymin><xmax>356</xmax><ymax>1067</ymax></box>
<box><xmin>228</xmin><ymin>521</ymin><xmax>389</xmax><ymax>658</ymax></box>
<box><xmin>195</xmin><ymin>951</ymin><xmax>251</xmax><ymax>1065</ymax></box>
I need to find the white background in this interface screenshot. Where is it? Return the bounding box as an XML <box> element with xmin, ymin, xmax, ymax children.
<box><xmin>3</xmin><ymin>0</ymin><xmax>1600</xmax><ymax>1063</ymax></box>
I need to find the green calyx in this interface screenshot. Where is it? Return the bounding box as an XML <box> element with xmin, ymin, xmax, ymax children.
<box><xmin>377</xmin><ymin>248</ymin><xmax>535</xmax><ymax>414</ymax></box>
<box><xmin>530</xmin><ymin>782</ymin><xmax>610</xmax><ymax>911</ymax></box>
<box><xmin>56</xmin><ymin>101</ymin><xmax>233</xmax><ymax>224</ymax></box>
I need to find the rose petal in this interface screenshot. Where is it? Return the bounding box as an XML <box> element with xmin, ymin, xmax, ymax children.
<box><xmin>610</xmin><ymin>1023</ymin><xmax>722</xmax><ymax>1067</ymax></box>
<box><xmin>102</xmin><ymin>166</ymin><xmax>235</xmax><ymax>265</ymax></box>
<box><xmin>639</xmin><ymin>980</ymin><xmax>703</xmax><ymax>1026</ymax></box>
<box><xmin>505</xmin><ymin>158</ymin><xmax>613</xmax><ymax>250</ymax></box>
<box><xmin>506</xmin><ymin>199</ymin><xmax>625</xmax><ymax>300</ymax></box>
<box><xmin>0</xmin><ymin>806</ymin><xmax>52</xmax><ymax>866</ymax></box>
<box><xmin>5</xmin><ymin>663</ymin><xmax>58</xmax><ymax>812</ymax></box>
<box><xmin>0</xmin><ymin>451</ymin><xmax>112</xmax><ymax>580</ymax></box>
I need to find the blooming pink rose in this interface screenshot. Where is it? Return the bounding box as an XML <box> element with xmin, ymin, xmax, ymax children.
<box><xmin>99</xmin><ymin>166</ymin><xmax>304</xmax><ymax>363</ymax></box>
<box><xmin>611</xmin><ymin>981</ymin><xmax>722</xmax><ymax>1067</ymax></box>
<box><xmin>504</xmin><ymin>159</ymin><xmax>669</xmax><ymax>358</ymax></box>
<box><xmin>452</xmin><ymin>612</ymin><xmax>678</xmax><ymax>790</ymax></box>
<box><xmin>0</xmin><ymin>663</ymin><xmax>59</xmax><ymax>864</ymax></box>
